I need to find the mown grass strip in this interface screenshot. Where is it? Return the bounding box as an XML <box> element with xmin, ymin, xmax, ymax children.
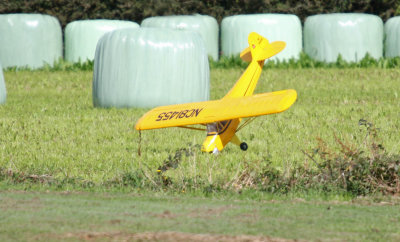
<box><xmin>0</xmin><ymin>191</ymin><xmax>399</xmax><ymax>241</ymax></box>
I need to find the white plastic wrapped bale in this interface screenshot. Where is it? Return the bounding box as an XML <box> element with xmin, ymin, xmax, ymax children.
<box><xmin>221</xmin><ymin>14</ymin><xmax>302</xmax><ymax>61</ymax></box>
<box><xmin>304</xmin><ymin>13</ymin><xmax>383</xmax><ymax>62</ymax></box>
<box><xmin>141</xmin><ymin>15</ymin><xmax>219</xmax><ymax>60</ymax></box>
<box><xmin>0</xmin><ymin>62</ymin><xmax>6</xmax><ymax>104</ymax></box>
<box><xmin>65</xmin><ymin>20</ymin><xmax>140</xmax><ymax>63</ymax></box>
<box><xmin>0</xmin><ymin>14</ymin><xmax>62</xmax><ymax>69</ymax></box>
<box><xmin>93</xmin><ymin>28</ymin><xmax>210</xmax><ymax>108</ymax></box>
<box><xmin>385</xmin><ymin>16</ymin><xmax>400</xmax><ymax>58</ymax></box>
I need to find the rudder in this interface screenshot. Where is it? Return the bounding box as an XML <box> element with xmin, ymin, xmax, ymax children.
<box><xmin>239</xmin><ymin>32</ymin><xmax>286</xmax><ymax>62</ymax></box>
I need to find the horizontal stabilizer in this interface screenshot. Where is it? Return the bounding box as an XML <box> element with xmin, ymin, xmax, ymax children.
<box><xmin>240</xmin><ymin>47</ymin><xmax>252</xmax><ymax>62</ymax></box>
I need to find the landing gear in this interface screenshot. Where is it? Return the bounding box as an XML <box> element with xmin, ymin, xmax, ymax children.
<box><xmin>232</xmin><ymin>135</ymin><xmax>248</xmax><ymax>151</ymax></box>
<box><xmin>240</xmin><ymin>142</ymin><xmax>248</xmax><ymax>151</ymax></box>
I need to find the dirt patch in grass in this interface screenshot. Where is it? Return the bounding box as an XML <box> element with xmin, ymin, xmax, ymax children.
<box><xmin>187</xmin><ymin>205</ymin><xmax>236</xmax><ymax>218</ymax></box>
<box><xmin>235</xmin><ymin>209</ymin><xmax>261</xmax><ymax>223</ymax></box>
<box><xmin>143</xmin><ymin>205</ymin><xmax>236</xmax><ymax>220</ymax></box>
<box><xmin>59</xmin><ymin>231</ymin><xmax>296</xmax><ymax>241</ymax></box>
<box><xmin>148</xmin><ymin>210</ymin><xmax>179</xmax><ymax>219</ymax></box>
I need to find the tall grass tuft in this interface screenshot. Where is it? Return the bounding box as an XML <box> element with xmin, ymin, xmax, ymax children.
<box><xmin>302</xmin><ymin>119</ymin><xmax>400</xmax><ymax>195</ymax></box>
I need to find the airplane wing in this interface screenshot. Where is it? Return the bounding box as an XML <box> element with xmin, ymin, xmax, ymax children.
<box><xmin>135</xmin><ymin>89</ymin><xmax>297</xmax><ymax>130</ymax></box>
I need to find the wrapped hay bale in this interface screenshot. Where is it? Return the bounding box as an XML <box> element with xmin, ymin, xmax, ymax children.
<box><xmin>304</xmin><ymin>13</ymin><xmax>383</xmax><ymax>62</ymax></box>
<box><xmin>221</xmin><ymin>14</ymin><xmax>302</xmax><ymax>61</ymax></box>
<box><xmin>141</xmin><ymin>15</ymin><xmax>219</xmax><ymax>60</ymax></box>
<box><xmin>0</xmin><ymin>14</ymin><xmax>62</xmax><ymax>69</ymax></box>
<box><xmin>385</xmin><ymin>16</ymin><xmax>400</xmax><ymax>58</ymax></box>
<box><xmin>65</xmin><ymin>20</ymin><xmax>139</xmax><ymax>63</ymax></box>
<box><xmin>93</xmin><ymin>28</ymin><xmax>209</xmax><ymax>108</ymax></box>
<box><xmin>0</xmin><ymin>62</ymin><xmax>6</xmax><ymax>104</ymax></box>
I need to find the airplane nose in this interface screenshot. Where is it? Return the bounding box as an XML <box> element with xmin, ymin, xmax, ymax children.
<box><xmin>201</xmin><ymin>134</ymin><xmax>223</xmax><ymax>153</ymax></box>
<box><xmin>212</xmin><ymin>147</ymin><xmax>219</xmax><ymax>154</ymax></box>
<box><xmin>201</xmin><ymin>142</ymin><xmax>215</xmax><ymax>153</ymax></box>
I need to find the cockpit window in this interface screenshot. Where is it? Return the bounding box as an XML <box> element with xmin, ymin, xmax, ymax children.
<box><xmin>206</xmin><ymin>121</ymin><xmax>230</xmax><ymax>135</ymax></box>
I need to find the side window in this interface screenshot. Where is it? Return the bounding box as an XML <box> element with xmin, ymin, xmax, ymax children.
<box><xmin>207</xmin><ymin>122</ymin><xmax>218</xmax><ymax>133</ymax></box>
<box><xmin>207</xmin><ymin>121</ymin><xmax>230</xmax><ymax>134</ymax></box>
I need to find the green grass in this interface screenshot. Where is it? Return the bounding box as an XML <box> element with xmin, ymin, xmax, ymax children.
<box><xmin>1</xmin><ymin>68</ymin><xmax>399</xmax><ymax>240</ymax></box>
<box><xmin>0</xmin><ymin>68</ymin><xmax>399</xmax><ymax>192</ymax></box>
<box><xmin>0</xmin><ymin>190</ymin><xmax>399</xmax><ymax>241</ymax></box>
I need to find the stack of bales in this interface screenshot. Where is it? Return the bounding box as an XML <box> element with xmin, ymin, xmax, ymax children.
<box><xmin>304</xmin><ymin>13</ymin><xmax>383</xmax><ymax>62</ymax></box>
<box><xmin>93</xmin><ymin>28</ymin><xmax>209</xmax><ymax>108</ymax></box>
<box><xmin>0</xmin><ymin>62</ymin><xmax>6</xmax><ymax>104</ymax></box>
<box><xmin>221</xmin><ymin>14</ymin><xmax>302</xmax><ymax>61</ymax></box>
<box><xmin>385</xmin><ymin>16</ymin><xmax>400</xmax><ymax>57</ymax></box>
<box><xmin>0</xmin><ymin>14</ymin><xmax>62</xmax><ymax>69</ymax></box>
<box><xmin>141</xmin><ymin>15</ymin><xmax>219</xmax><ymax>60</ymax></box>
<box><xmin>65</xmin><ymin>20</ymin><xmax>140</xmax><ymax>63</ymax></box>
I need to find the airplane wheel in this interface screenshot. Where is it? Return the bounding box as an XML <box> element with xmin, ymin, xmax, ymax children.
<box><xmin>240</xmin><ymin>142</ymin><xmax>248</xmax><ymax>151</ymax></box>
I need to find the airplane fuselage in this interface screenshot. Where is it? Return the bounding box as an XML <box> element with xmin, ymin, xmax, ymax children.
<box><xmin>201</xmin><ymin>59</ymin><xmax>264</xmax><ymax>153</ymax></box>
<box><xmin>201</xmin><ymin>118</ymin><xmax>241</xmax><ymax>153</ymax></box>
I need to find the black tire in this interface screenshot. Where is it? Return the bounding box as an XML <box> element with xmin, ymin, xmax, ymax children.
<box><xmin>240</xmin><ymin>142</ymin><xmax>248</xmax><ymax>151</ymax></box>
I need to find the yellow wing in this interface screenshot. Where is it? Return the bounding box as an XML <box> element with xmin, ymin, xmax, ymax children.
<box><xmin>135</xmin><ymin>89</ymin><xmax>297</xmax><ymax>130</ymax></box>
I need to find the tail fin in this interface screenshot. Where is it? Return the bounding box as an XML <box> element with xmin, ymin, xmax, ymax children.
<box><xmin>240</xmin><ymin>32</ymin><xmax>286</xmax><ymax>62</ymax></box>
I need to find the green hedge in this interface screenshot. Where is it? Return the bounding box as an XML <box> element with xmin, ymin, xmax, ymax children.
<box><xmin>1</xmin><ymin>0</ymin><xmax>399</xmax><ymax>29</ymax></box>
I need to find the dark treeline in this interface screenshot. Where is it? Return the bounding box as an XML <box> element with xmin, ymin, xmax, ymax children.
<box><xmin>0</xmin><ymin>0</ymin><xmax>399</xmax><ymax>28</ymax></box>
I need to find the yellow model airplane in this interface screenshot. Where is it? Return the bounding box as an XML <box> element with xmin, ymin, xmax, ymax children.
<box><xmin>135</xmin><ymin>32</ymin><xmax>297</xmax><ymax>153</ymax></box>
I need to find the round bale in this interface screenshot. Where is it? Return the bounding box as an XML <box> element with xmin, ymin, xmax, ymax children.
<box><xmin>141</xmin><ymin>15</ymin><xmax>219</xmax><ymax>60</ymax></box>
<box><xmin>221</xmin><ymin>14</ymin><xmax>302</xmax><ymax>61</ymax></box>
<box><xmin>385</xmin><ymin>16</ymin><xmax>400</xmax><ymax>58</ymax></box>
<box><xmin>0</xmin><ymin>14</ymin><xmax>62</xmax><ymax>69</ymax></box>
<box><xmin>93</xmin><ymin>28</ymin><xmax>210</xmax><ymax>108</ymax></box>
<box><xmin>304</xmin><ymin>13</ymin><xmax>383</xmax><ymax>63</ymax></box>
<box><xmin>65</xmin><ymin>20</ymin><xmax>139</xmax><ymax>63</ymax></box>
<box><xmin>0</xmin><ymin>62</ymin><xmax>6</xmax><ymax>104</ymax></box>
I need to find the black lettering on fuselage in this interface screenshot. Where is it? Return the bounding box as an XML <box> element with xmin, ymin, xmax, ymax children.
<box><xmin>155</xmin><ymin>108</ymin><xmax>204</xmax><ymax>122</ymax></box>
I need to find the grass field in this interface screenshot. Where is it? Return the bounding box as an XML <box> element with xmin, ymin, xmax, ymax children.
<box><xmin>0</xmin><ymin>68</ymin><xmax>399</xmax><ymax>240</ymax></box>
<box><xmin>1</xmin><ymin>68</ymin><xmax>399</xmax><ymax>187</ymax></box>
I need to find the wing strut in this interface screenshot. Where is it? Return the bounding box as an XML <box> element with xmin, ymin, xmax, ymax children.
<box><xmin>236</xmin><ymin>117</ymin><xmax>257</xmax><ymax>132</ymax></box>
